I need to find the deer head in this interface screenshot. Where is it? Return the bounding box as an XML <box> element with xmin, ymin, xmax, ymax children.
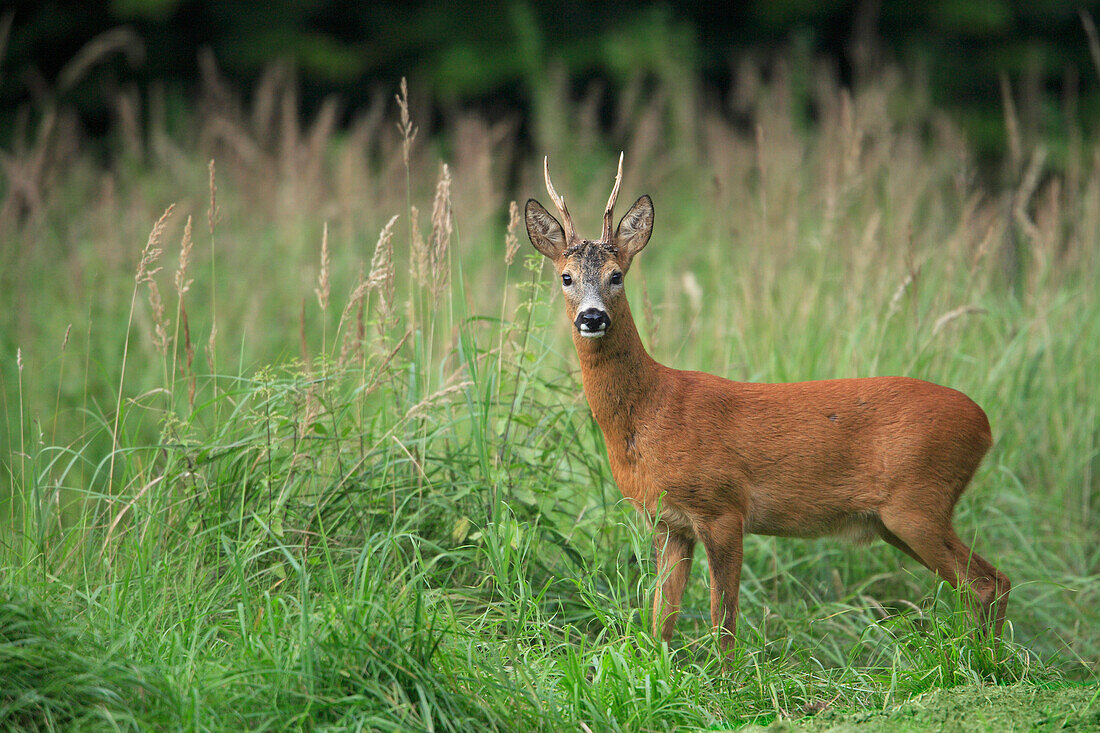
<box><xmin>525</xmin><ymin>154</ymin><xmax>654</xmax><ymax>338</ymax></box>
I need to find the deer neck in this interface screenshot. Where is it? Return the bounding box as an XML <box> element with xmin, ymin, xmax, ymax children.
<box><xmin>572</xmin><ymin>300</ymin><xmax>662</xmax><ymax>440</ymax></box>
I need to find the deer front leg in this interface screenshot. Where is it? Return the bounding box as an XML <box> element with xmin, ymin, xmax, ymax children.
<box><xmin>699</xmin><ymin>513</ymin><xmax>744</xmax><ymax>655</ymax></box>
<box><xmin>652</xmin><ymin>521</ymin><xmax>696</xmax><ymax>643</ymax></box>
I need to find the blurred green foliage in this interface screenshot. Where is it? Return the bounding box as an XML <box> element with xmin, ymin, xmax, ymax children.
<box><xmin>4</xmin><ymin>0</ymin><xmax>1100</xmax><ymax>164</ymax></box>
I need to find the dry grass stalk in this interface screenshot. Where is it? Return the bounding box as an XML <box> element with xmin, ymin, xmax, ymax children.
<box><xmin>1038</xmin><ymin>178</ymin><xmax>1062</xmax><ymax>254</ymax></box>
<box><xmin>355</xmin><ymin>277</ymin><xmax>367</xmax><ymax>363</ymax></box>
<box><xmin>136</xmin><ymin>204</ymin><xmax>174</xmax><ymax>283</ymax></box>
<box><xmin>52</xmin><ymin>324</ymin><xmax>74</xmax><ymax>446</ymax></box>
<box><xmin>251</xmin><ymin>62</ymin><xmax>287</xmax><ymax>146</ymax></box>
<box><xmin>113</xmin><ymin>85</ymin><xmax>144</xmax><ymax>161</ymax></box>
<box><xmin>315</xmin><ymin>222</ymin><xmax>331</xmax><ymax>312</ymax></box>
<box><xmin>197</xmin><ymin>48</ymin><xmax>235</xmax><ymax>120</ymax></box>
<box><xmin>971</xmin><ymin>221</ymin><xmax>996</xmax><ymax>277</ymax></box>
<box><xmin>107</xmin><ymin>203</ymin><xmax>175</xmax><ymax>504</ymax></box>
<box><xmin>296</xmin><ymin>362</ymin><xmax>325</xmax><ymax>457</ymax></box>
<box><xmin>103</xmin><ymin>473</ymin><xmax>163</xmax><ymax>555</ymax></box>
<box><xmin>202</xmin><ymin>116</ymin><xmax>262</xmax><ymax>168</ymax></box>
<box><xmin>362</xmin><ymin>329</ymin><xmax>412</xmax><ymax>398</ymax></box>
<box><xmin>840</xmin><ymin>88</ymin><xmax>860</xmax><ymax>180</ymax></box>
<box><xmin>180</xmin><ymin>302</ymin><xmax>195</xmax><ymax>408</ymax></box>
<box><xmin>453</xmin><ymin>114</ymin><xmax>514</xmax><ymax>236</ymax></box>
<box><xmin>396</xmin><ymin>77</ymin><xmax>418</xmax><ymax>167</ymax></box>
<box><xmin>337</xmin><ymin>267</ymin><xmax>370</xmax><ymax>338</ymax></box>
<box><xmin>206</xmin><ymin>159</ymin><xmax>218</xmax><ymax>376</ymax></box>
<box><xmin>404</xmin><ymin>380</ymin><xmax>473</xmax><ymax>419</ymax></box>
<box><xmin>410</xmin><ymin>205</ymin><xmax>426</xmax><ymax>285</ymax></box>
<box><xmin>146</xmin><ymin>277</ymin><xmax>169</xmax><ymax>355</ymax></box>
<box><xmin>175</xmin><ymin>215</ymin><xmax>193</xmax><ymax>296</ymax></box>
<box><xmin>1080</xmin><ymin>10</ymin><xmax>1100</xmax><ymax>83</ymax></box>
<box><xmin>336</xmin><ymin>101</ymin><xmax>384</xmax><ymax>229</ymax></box>
<box><xmin>207</xmin><ymin>159</ymin><xmax>218</xmax><ymax>235</ymax></box>
<box><xmin>297</xmin><ymin>394</ymin><xmax>322</xmax><ymax>456</ymax></box>
<box><xmin>279</xmin><ymin>72</ymin><xmax>300</xmax><ymax>188</ymax></box>
<box><xmin>886</xmin><ymin>260</ymin><xmax>922</xmax><ymax>319</ymax></box>
<box><xmin>305</xmin><ymin>97</ymin><xmax>339</xmax><ymax>181</ymax></box>
<box><xmin>338</xmin><ymin>262</ymin><xmax>367</xmax><ymax>367</ymax></box>
<box><xmin>623</xmin><ymin>92</ymin><xmax>664</xmax><ymax>186</ymax></box>
<box><xmin>429</xmin><ymin>164</ymin><xmax>453</xmax><ymax>295</ymax></box>
<box><xmin>754</xmin><ymin>123</ymin><xmax>768</xmax><ymax>217</ymax></box>
<box><xmin>681</xmin><ymin>272</ymin><xmax>702</xmax><ymax>314</ymax></box>
<box><xmin>205</xmin><ymin>317</ymin><xmax>217</xmax><ymax>373</ymax></box>
<box><xmin>504</xmin><ymin>200</ymin><xmax>521</xmax><ymax>266</ymax></box>
<box><xmin>368</xmin><ymin>215</ymin><xmax>400</xmax><ymax>324</ymax></box>
<box><xmin>1000</xmin><ymin>73</ymin><xmax>1022</xmax><ymax>174</ymax></box>
<box><xmin>16</xmin><ymin>347</ymin><xmax>22</xmax><ymax>373</ymax></box>
<box><xmin>57</xmin><ymin>26</ymin><xmax>144</xmax><ymax>94</ymax></box>
<box><xmin>144</xmin><ymin>207</ymin><xmax>178</xmax><ymax>359</ymax></box>
<box><xmin>1013</xmin><ymin>146</ymin><xmax>1048</xmax><ymax>242</ymax></box>
<box><xmin>931</xmin><ymin>305</ymin><xmax>987</xmax><ymax>337</ymax></box>
<box><xmin>0</xmin><ymin>110</ymin><xmax>57</xmax><ymax>225</ymax></box>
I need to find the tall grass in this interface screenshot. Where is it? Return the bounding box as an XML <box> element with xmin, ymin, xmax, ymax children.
<box><xmin>0</xmin><ymin>51</ymin><xmax>1097</xmax><ymax>729</ymax></box>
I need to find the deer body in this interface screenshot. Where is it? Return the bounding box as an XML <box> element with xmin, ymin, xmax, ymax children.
<box><xmin>526</xmin><ymin>155</ymin><xmax>1009</xmax><ymax>653</ymax></box>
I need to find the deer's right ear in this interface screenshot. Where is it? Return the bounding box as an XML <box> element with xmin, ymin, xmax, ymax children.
<box><xmin>525</xmin><ymin>199</ymin><xmax>567</xmax><ymax>259</ymax></box>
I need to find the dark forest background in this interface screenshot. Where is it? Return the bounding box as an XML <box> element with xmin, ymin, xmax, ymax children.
<box><xmin>5</xmin><ymin>0</ymin><xmax>1100</xmax><ymax>170</ymax></box>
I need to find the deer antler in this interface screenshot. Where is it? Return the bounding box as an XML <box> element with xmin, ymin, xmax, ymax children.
<box><xmin>602</xmin><ymin>151</ymin><xmax>624</xmax><ymax>243</ymax></box>
<box><xmin>543</xmin><ymin>156</ymin><xmax>576</xmax><ymax>243</ymax></box>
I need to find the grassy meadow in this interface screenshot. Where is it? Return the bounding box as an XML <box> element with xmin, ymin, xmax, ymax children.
<box><xmin>1</xmin><ymin>58</ymin><xmax>1099</xmax><ymax>730</ymax></box>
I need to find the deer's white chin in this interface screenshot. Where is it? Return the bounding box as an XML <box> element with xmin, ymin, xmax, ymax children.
<box><xmin>578</xmin><ymin>328</ymin><xmax>606</xmax><ymax>339</ymax></box>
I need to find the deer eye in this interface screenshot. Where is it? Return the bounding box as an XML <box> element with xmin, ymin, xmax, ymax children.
<box><xmin>561</xmin><ymin>273</ymin><xmax>573</xmax><ymax>286</ymax></box>
<box><xmin>609</xmin><ymin>272</ymin><xmax>623</xmax><ymax>285</ymax></box>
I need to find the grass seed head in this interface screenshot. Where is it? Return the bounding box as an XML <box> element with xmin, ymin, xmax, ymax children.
<box><xmin>396</xmin><ymin>76</ymin><xmax>418</xmax><ymax>167</ymax></box>
<box><xmin>315</xmin><ymin>222</ymin><xmax>330</xmax><ymax>312</ymax></box>
<box><xmin>338</xmin><ymin>262</ymin><xmax>367</xmax><ymax>367</ymax></box>
<box><xmin>338</xmin><ymin>266</ymin><xmax>369</xmax><ymax>333</ymax></box>
<box><xmin>429</xmin><ymin>163</ymin><xmax>453</xmax><ymax>295</ymax></box>
<box><xmin>410</xmin><ymin>204</ymin><xmax>426</xmax><ymax>286</ymax></box>
<box><xmin>136</xmin><ymin>203</ymin><xmax>174</xmax><ymax>284</ymax></box>
<box><xmin>207</xmin><ymin>159</ymin><xmax>218</xmax><ymax>235</ymax></box>
<box><xmin>180</xmin><ymin>301</ymin><xmax>195</xmax><ymax>408</ymax></box>
<box><xmin>57</xmin><ymin>27</ymin><xmax>144</xmax><ymax>94</ymax></box>
<box><xmin>932</xmin><ymin>305</ymin><xmax>987</xmax><ymax>337</ymax></box>
<box><xmin>1000</xmin><ymin>73</ymin><xmax>1023</xmax><ymax>173</ymax></box>
<box><xmin>205</xmin><ymin>316</ymin><xmax>217</xmax><ymax>373</ymax></box>
<box><xmin>147</xmin><ymin>278</ymin><xmax>170</xmax><ymax>354</ymax></box>
<box><xmin>368</xmin><ymin>215</ymin><xmax>399</xmax><ymax>323</ymax></box>
<box><xmin>175</xmin><ymin>215</ymin><xmax>193</xmax><ymax>297</ymax></box>
<box><xmin>504</xmin><ymin>199</ymin><xmax>521</xmax><ymax>266</ymax></box>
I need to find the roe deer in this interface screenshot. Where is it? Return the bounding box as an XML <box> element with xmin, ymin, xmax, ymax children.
<box><xmin>525</xmin><ymin>154</ymin><xmax>1009</xmax><ymax>654</ymax></box>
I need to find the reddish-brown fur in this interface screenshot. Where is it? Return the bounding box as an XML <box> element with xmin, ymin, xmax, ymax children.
<box><xmin>526</xmin><ymin>157</ymin><xmax>1010</xmax><ymax>655</ymax></box>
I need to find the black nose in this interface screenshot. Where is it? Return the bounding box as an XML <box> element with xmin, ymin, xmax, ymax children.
<box><xmin>574</xmin><ymin>308</ymin><xmax>610</xmax><ymax>333</ymax></box>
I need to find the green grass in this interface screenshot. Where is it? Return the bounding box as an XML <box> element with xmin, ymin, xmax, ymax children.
<box><xmin>1</xmin><ymin>60</ymin><xmax>1097</xmax><ymax>730</ymax></box>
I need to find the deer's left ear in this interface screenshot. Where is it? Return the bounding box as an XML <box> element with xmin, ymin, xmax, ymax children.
<box><xmin>615</xmin><ymin>195</ymin><xmax>654</xmax><ymax>269</ymax></box>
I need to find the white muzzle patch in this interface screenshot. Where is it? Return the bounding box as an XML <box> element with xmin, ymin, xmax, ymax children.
<box><xmin>578</xmin><ymin>323</ymin><xmax>607</xmax><ymax>338</ymax></box>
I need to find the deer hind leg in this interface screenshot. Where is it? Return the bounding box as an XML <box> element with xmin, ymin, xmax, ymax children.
<box><xmin>880</xmin><ymin>526</ymin><xmax>925</xmax><ymax>564</ymax></box>
<box><xmin>879</xmin><ymin>507</ymin><xmax>1010</xmax><ymax>636</ymax></box>
<box><xmin>652</xmin><ymin>522</ymin><xmax>696</xmax><ymax>643</ymax></box>
<box><xmin>698</xmin><ymin>513</ymin><xmax>744</xmax><ymax>655</ymax></box>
